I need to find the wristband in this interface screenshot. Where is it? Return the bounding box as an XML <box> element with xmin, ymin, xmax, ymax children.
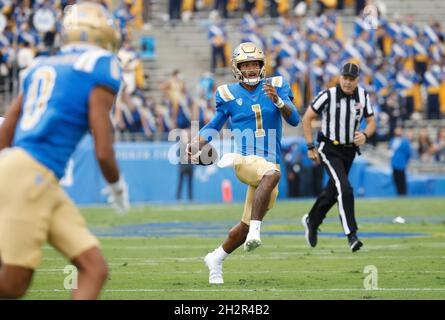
<box><xmin>109</xmin><ymin>176</ymin><xmax>124</xmax><ymax>193</ymax></box>
<box><xmin>274</xmin><ymin>97</ymin><xmax>285</xmax><ymax>109</ymax></box>
<box><xmin>307</xmin><ymin>142</ymin><xmax>315</xmax><ymax>150</ymax></box>
<box><xmin>362</xmin><ymin>132</ymin><xmax>368</xmax><ymax>141</ymax></box>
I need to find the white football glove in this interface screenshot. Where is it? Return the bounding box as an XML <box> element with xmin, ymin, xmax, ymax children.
<box><xmin>186</xmin><ymin>143</ymin><xmax>201</xmax><ymax>164</ymax></box>
<box><xmin>101</xmin><ymin>176</ymin><xmax>130</xmax><ymax>215</ymax></box>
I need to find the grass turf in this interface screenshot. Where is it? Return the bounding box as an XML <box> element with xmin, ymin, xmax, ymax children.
<box><xmin>25</xmin><ymin>197</ymin><xmax>445</xmax><ymax>300</ymax></box>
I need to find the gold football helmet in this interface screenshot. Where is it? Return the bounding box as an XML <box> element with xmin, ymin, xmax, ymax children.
<box><xmin>231</xmin><ymin>42</ymin><xmax>266</xmax><ymax>86</ymax></box>
<box><xmin>62</xmin><ymin>1</ymin><xmax>120</xmax><ymax>52</ymax></box>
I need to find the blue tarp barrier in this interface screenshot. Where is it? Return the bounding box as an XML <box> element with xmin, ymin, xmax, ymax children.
<box><xmin>62</xmin><ymin>135</ymin><xmax>288</xmax><ymax>204</ymax></box>
<box><xmin>61</xmin><ymin>135</ymin><xmax>445</xmax><ymax>204</ymax></box>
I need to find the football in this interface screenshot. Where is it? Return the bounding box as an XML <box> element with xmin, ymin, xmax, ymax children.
<box><xmin>191</xmin><ymin>141</ymin><xmax>218</xmax><ymax>166</ymax></box>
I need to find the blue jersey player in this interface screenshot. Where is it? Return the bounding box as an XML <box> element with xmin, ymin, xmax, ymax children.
<box><xmin>188</xmin><ymin>42</ymin><xmax>300</xmax><ymax>284</ymax></box>
<box><xmin>0</xmin><ymin>2</ymin><xmax>129</xmax><ymax>299</ymax></box>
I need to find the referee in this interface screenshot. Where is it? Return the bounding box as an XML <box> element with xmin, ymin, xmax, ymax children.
<box><xmin>301</xmin><ymin>62</ymin><xmax>376</xmax><ymax>252</ymax></box>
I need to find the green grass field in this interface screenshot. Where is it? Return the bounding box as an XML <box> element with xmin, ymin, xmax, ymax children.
<box><xmin>25</xmin><ymin>197</ymin><xmax>445</xmax><ymax>300</ymax></box>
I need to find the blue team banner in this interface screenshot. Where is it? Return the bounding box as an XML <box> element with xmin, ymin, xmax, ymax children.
<box><xmin>61</xmin><ymin>135</ymin><xmax>288</xmax><ymax>205</ymax></box>
<box><xmin>140</xmin><ymin>36</ymin><xmax>156</xmax><ymax>60</ymax></box>
<box><xmin>62</xmin><ymin>135</ymin><xmax>445</xmax><ymax>205</ymax></box>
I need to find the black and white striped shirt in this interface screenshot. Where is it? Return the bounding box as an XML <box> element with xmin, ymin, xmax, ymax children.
<box><xmin>311</xmin><ymin>84</ymin><xmax>374</xmax><ymax>145</ymax></box>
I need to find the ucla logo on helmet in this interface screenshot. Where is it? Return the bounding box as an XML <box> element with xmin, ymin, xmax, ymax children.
<box><xmin>61</xmin><ymin>1</ymin><xmax>120</xmax><ymax>52</ymax></box>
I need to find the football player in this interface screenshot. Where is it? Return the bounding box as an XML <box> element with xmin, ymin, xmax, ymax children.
<box><xmin>0</xmin><ymin>2</ymin><xmax>129</xmax><ymax>299</ymax></box>
<box><xmin>188</xmin><ymin>42</ymin><xmax>300</xmax><ymax>284</ymax></box>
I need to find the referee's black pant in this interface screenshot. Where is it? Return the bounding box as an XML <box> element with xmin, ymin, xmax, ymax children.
<box><xmin>308</xmin><ymin>139</ymin><xmax>358</xmax><ymax>235</ymax></box>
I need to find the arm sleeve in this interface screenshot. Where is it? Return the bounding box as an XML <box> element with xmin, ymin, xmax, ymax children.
<box><xmin>310</xmin><ymin>90</ymin><xmax>329</xmax><ymax>114</ymax></box>
<box><xmin>279</xmin><ymin>80</ymin><xmax>300</xmax><ymax>127</ymax></box>
<box><xmin>199</xmin><ymin>91</ymin><xmax>229</xmax><ymax>142</ymax></box>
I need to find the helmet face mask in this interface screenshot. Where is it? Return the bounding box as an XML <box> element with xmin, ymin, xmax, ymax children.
<box><xmin>232</xmin><ymin>42</ymin><xmax>265</xmax><ymax>86</ymax></box>
<box><xmin>62</xmin><ymin>2</ymin><xmax>120</xmax><ymax>53</ymax></box>
<box><xmin>238</xmin><ymin>61</ymin><xmax>263</xmax><ymax>86</ymax></box>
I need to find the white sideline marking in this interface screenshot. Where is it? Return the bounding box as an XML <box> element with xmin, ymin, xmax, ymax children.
<box><xmin>41</xmin><ymin>254</ymin><xmax>445</xmax><ymax>265</ymax></box>
<box><xmin>28</xmin><ymin>288</ymin><xmax>445</xmax><ymax>293</ymax></box>
<box><xmin>315</xmin><ymin>255</ymin><xmax>445</xmax><ymax>260</ymax></box>
<box><xmin>133</xmin><ymin>270</ymin><xmax>445</xmax><ymax>274</ymax></box>
<box><xmin>42</xmin><ymin>242</ymin><xmax>445</xmax><ymax>251</ymax></box>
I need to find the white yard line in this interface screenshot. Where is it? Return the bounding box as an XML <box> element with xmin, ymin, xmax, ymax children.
<box><xmin>42</xmin><ymin>242</ymin><xmax>445</xmax><ymax>251</ymax></box>
<box><xmin>28</xmin><ymin>288</ymin><xmax>445</xmax><ymax>293</ymax></box>
<box><xmin>36</xmin><ymin>269</ymin><xmax>445</xmax><ymax>274</ymax></box>
<box><xmin>40</xmin><ymin>254</ymin><xmax>445</xmax><ymax>266</ymax></box>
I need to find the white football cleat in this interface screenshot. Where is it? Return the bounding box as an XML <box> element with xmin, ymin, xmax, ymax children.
<box><xmin>204</xmin><ymin>252</ymin><xmax>224</xmax><ymax>284</ymax></box>
<box><xmin>244</xmin><ymin>231</ymin><xmax>261</xmax><ymax>252</ymax></box>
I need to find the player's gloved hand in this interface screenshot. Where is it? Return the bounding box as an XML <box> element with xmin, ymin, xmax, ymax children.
<box><xmin>186</xmin><ymin>142</ymin><xmax>201</xmax><ymax>164</ymax></box>
<box><xmin>101</xmin><ymin>176</ymin><xmax>130</xmax><ymax>215</ymax></box>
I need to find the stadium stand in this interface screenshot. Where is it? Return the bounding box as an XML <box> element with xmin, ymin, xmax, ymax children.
<box><xmin>1</xmin><ymin>0</ymin><xmax>445</xmax><ymax>199</ymax></box>
<box><xmin>139</xmin><ymin>1</ymin><xmax>445</xmax><ymax>142</ymax></box>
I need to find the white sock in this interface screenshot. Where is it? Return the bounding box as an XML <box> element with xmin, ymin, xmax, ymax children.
<box><xmin>214</xmin><ymin>246</ymin><xmax>228</xmax><ymax>261</ymax></box>
<box><xmin>249</xmin><ymin>220</ymin><xmax>262</xmax><ymax>233</ymax></box>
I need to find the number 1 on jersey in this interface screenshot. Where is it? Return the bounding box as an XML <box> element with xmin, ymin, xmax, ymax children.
<box><xmin>251</xmin><ymin>104</ymin><xmax>265</xmax><ymax>138</ymax></box>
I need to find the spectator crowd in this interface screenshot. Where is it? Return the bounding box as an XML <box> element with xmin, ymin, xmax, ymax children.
<box><xmin>0</xmin><ymin>0</ymin><xmax>444</xmax><ymax>194</ymax></box>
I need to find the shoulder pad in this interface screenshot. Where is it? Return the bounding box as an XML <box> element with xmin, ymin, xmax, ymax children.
<box><xmin>74</xmin><ymin>49</ymin><xmax>112</xmax><ymax>73</ymax></box>
<box><xmin>217</xmin><ymin>84</ymin><xmax>236</xmax><ymax>102</ymax></box>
